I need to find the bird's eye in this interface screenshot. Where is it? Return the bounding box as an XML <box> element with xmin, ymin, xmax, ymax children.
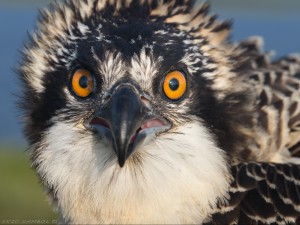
<box><xmin>162</xmin><ymin>71</ymin><xmax>187</xmax><ymax>101</ymax></box>
<box><xmin>71</xmin><ymin>68</ymin><xmax>95</xmax><ymax>98</ymax></box>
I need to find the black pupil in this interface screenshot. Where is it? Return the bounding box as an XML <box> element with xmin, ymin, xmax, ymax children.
<box><xmin>79</xmin><ymin>75</ymin><xmax>89</xmax><ymax>88</ymax></box>
<box><xmin>169</xmin><ymin>78</ymin><xmax>179</xmax><ymax>91</ymax></box>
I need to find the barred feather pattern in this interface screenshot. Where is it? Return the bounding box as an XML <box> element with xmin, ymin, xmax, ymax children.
<box><xmin>206</xmin><ymin>163</ymin><xmax>300</xmax><ymax>224</ymax></box>
<box><xmin>206</xmin><ymin>39</ymin><xmax>300</xmax><ymax>224</ymax></box>
<box><xmin>237</xmin><ymin>37</ymin><xmax>300</xmax><ymax>164</ymax></box>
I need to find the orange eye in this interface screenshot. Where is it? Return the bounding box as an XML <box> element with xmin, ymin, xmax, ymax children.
<box><xmin>162</xmin><ymin>71</ymin><xmax>187</xmax><ymax>101</ymax></box>
<box><xmin>71</xmin><ymin>68</ymin><xmax>95</xmax><ymax>98</ymax></box>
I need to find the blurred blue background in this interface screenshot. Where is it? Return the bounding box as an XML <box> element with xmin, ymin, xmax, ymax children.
<box><xmin>0</xmin><ymin>0</ymin><xmax>299</xmax><ymax>223</ymax></box>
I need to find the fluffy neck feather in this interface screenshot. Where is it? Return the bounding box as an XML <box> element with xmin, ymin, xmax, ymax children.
<box><xmin>34</xmin><ymin>121</ymin><xmax>231</xmax><ymax>224</ymax></box>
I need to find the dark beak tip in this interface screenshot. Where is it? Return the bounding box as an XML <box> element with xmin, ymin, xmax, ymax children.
<box><xmin>118</xmin><ymin>158</ymin><xmax>125</xmax><ymax>168</ymax></box>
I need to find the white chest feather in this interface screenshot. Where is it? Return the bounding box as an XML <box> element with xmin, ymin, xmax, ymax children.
<box><xmin>34</xmin><ymin>121</ymin><xmax>230</xmax><ymax>224</ymax></box>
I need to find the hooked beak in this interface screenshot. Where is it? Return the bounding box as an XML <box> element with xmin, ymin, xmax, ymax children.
<box><xmin>85</xmin><ymin>84</ymin><xmax>170</xmax><ymax>167</ymax></box>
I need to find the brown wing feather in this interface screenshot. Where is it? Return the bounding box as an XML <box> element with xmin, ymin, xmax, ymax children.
<box><xmin>238</xmin><ymin>37</ymin><xmax>300</xmax><ymax>163</ymax></box>
<box><xmin>206</xmin><ymin>163</ymin><xmax>300</xmax><ymax>224</ymax></box>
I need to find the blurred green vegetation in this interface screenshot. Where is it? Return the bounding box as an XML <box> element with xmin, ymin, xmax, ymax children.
<box><xmin>0</xmin><ymin>148</ymin><xmax>58</xmax><ymax>223</ymax></box>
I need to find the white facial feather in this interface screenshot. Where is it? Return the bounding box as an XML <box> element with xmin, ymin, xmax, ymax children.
<box><xmin>130</xmin><ymin>47</ymin><xmax>158</xmax><ymax>93</ymax></box>
<box><xmin>92</xmin><ymin>50</ymin><xmax>125</xmax><ymax>91</ymax></box>
<box><xmin>33</xmin><ymin>120</ymin><xmax>231</xmax><ymax>224</ymax></box>
<box><xmin>77</xmin><ymin>22</ymin><xmax>90</xmax><ymax>35</ymax></box>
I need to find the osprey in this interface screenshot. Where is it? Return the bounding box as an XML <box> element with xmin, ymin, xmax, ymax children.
<box><xmin>19</xmin><ymin>0</ymin><xmax>300</xmax><ymax>224</ymax></box>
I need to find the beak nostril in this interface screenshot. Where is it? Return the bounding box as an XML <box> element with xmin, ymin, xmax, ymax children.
<box><xmin>102</xmin><ymin>93</ymin><xmax>112</xmax><ymax>103</ymax></box>
<box><xmin>140</xmin><ymin>95</ymin><xmax>147</xmax><ymax>101</ymax></box>
<box><xmin>140</xmin><ymin>94</ymin><xmax>152</xmax><ymax>109</ymax></box>
<box><xmin>140</xmin><ymin>93</ymin><xmax>152</xmax><ymax>101</ymax></box>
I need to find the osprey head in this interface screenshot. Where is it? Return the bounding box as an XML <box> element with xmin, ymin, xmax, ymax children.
<box><xmin>19</xmin><ymin>0</ymin><xmax>252</xmax><ymax>223</ymax></box>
